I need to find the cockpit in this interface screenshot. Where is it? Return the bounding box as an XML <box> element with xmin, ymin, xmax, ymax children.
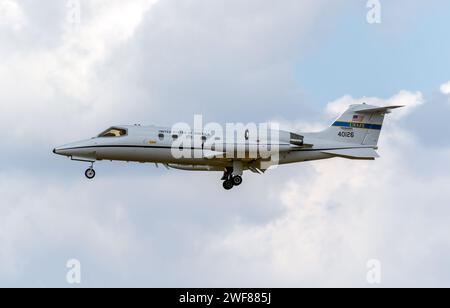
<box><xmin>98</xmin><ymin>127</ymin><xmax>128</xmax><ymax>138</ymax></box>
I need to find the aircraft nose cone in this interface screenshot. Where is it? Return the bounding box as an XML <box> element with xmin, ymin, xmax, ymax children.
<box><xmin>53</xmin><ymin>139</ymin><xmax>96</xmax><ymax>159</ymax></box>
<box><xmin>53</xmin><ymin>146</ymin><xmax>67</xmax><ymax>156</ymax></box>
<box><xmin>53</xmin><ymin>147</ymin><xmax>64</xmax><ymax>155</ymax></box>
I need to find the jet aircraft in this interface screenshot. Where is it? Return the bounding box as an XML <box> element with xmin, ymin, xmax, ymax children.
<box><xmin>53</xmin><ymin>104</ymin><xmax>402</xmax><ymax>190</ymax></box>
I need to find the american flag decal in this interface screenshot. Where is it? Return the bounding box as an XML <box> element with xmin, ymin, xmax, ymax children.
<box><xmin>352</xmin><ymin>114</ymin><xmax>365</xmax><ymax>122</ymax></box>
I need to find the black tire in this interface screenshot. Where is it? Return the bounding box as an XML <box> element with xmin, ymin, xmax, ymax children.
<box><xmin>223</xmin><ymin>180</ymin><xmax>234</xmax><ymax>190</ymax></box>
<box><xmin>232</xmin><ymin>175</ymin><xmax>243</xmax><ymax>186</ymax></box>
<box><xmin>85</xmin><ymin>168</ymin><xmax>96</xmax><ymax>179</ymax></box>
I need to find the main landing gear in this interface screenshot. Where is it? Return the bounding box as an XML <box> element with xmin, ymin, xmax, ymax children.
<box><xmin>222</xmin><ymin>175</ymin><xmax>243</xmax><ymax>190</ymax></box>
<box><xmin>84</xmin><ymin>162</ymin><xmax>96</xmax><ymax>180</ymax></box>
<box><xmin>222</xmin><ymin>166</ymin><xmax>243</xmax><ymax>190</ymax></box>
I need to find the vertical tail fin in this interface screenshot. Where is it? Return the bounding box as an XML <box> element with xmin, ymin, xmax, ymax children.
<box><xmin>316</xmin><ymin>103</ymin><xmax>403</xmax><ymax>146</ymax></box>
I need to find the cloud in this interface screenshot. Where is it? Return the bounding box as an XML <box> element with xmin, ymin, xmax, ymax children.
<box><xmin>325</xmin><ymin>91</ymin><xmax>425</xmax><ymax>121</ymax></box>
<box><xmin>0</xmin><ymin>168</ymin><xmax>292</xmax><ymax>287</ymax></box>
<box><xmin>0</xmin><ymin>0</ymin><xmax>161</xmax><ymax>148</ymax></box>
<box><xmin>0</xmin><ymin>0</ymin><xmax>348</xmax><ymax>161</ymax></box>
<box><xmin>0</xmin><ymin>173</ymin><xmax>142</xmax><ymax>279</ymax></box>
<box><xmin>198</xmin><ymin>95</ymin><xmax>450</xmax><ymax>287</ymax></box>
<box><xmin>97</xmin><ymin>0</ymin><xmax>351</xmax><ymax>124</ymax></box>
<box><xmin>441</xmin><ymin>81</ymin><xmax>450</xmax><ymax>96</ymax></box>
<box><xmin>1</xmin><ymin>0</ymin><xmax>450</xmax><ymax>288</ymax></box>
<box><xmin>0</xmin><ymin>0</ymin><xmax>341</xmax><ymax>148</ymax></box>
<box><xmin>3</xmin><ymin>86</ymin><xmax>450</xmax><ymax>287</ymax></box>
<box><xmin>206</xmin><ymin>160</ymin><xmax>450</xmax><ymax>287</ymax></box>
<box><xmin>271</xmin><ymin>89</ymin><xmax>426</xmax><ymax>134</ymax></box>
<box><xmin>0</xmin><ymin>0</ymin><xmax>26</xmax><ymax>31</ymax></box>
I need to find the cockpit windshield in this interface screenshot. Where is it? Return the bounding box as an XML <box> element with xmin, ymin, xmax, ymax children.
<box><xmin>98</xmin><ymin>127</ymin><xmax>127</xmax><ymax>138</ymax></box>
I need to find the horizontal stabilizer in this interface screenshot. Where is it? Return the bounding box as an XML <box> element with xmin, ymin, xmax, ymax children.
<box><xmin>355</xmin><ymin>105</ymin><xmax>404</xmax><ymax>114</ymax></box>
<box><xmin>321</xmin><ymin>148</ymin><xmax>379</xmax><ymax>160</ymax></box>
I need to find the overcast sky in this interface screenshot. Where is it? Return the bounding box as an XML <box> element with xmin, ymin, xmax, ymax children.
<box><xmin>1</xmin><ymin>0</ymin><xmax>450</xmax><ymax>287</ymax></box>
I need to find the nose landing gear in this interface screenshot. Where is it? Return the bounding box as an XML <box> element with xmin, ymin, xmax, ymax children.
<box><xmin>85</xmin><ymin>162</ymin><xmax>96</xmax><ymax>179</ymax></box>
<box><xmin>85</xmin><ymin>168</ymin><xmax>96</xmax><ymax>179</ymax></box>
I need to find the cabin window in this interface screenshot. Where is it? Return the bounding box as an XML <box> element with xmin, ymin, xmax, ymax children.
<box><xmin>172</xmin><ymin>134</ymin><xmax>179</xmax><ymax>140</ymax></box>
<box><xmin>158</xmin><ymin>133</ymin><xmax>164</xmax><ymax>141</ymax></box>
<box><xmin>98</xmin><ymin>127</ymin><xmax>127</xmax><ymax>138</ymax></box>
<box><xmin>201</xmin><ymin>136</ymin><xmax>207</xmax><ymax>142</ymax></box>
<box><xmin>245</xmin><ymin>129</ymin><xmax>250</xmax><ymax>140</ymax></box>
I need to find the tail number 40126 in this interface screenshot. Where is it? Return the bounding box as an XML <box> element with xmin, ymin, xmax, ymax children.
<box><xmin>338</xmin><ymin>131</ymin><xmax>354</xmax><ymax>138</ymax></box>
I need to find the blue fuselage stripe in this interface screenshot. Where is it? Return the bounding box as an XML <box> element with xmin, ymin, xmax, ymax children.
<box><xmin>332</xmin><ymin>121</ymin><xmax>382</xmax><ymax>130</ymax></box>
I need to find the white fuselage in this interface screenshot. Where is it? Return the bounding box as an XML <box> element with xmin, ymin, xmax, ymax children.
<box><xmin>53</xmin><ymin>125</ymin><xmax>339</xmax><ymax>171</ymax></box>
<box><xmin>53</xmin><ymin>103</ymin><xmax>396</xmax><ymax>189</ymax></box>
